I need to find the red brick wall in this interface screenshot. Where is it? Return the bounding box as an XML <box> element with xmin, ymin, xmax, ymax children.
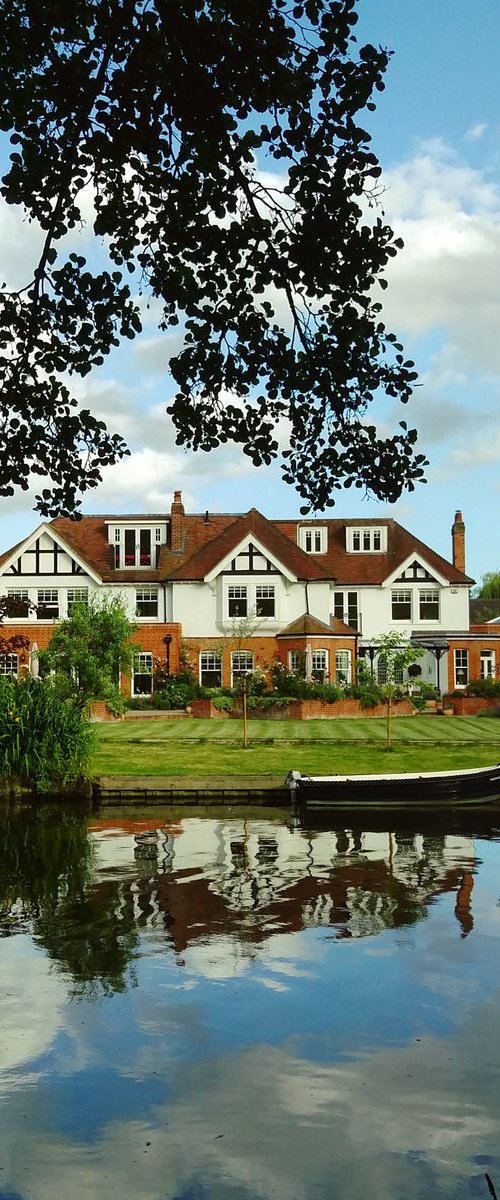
<box><xmin>184</xmin><ymin>635</ymin><xmax>356</xmax><ymax>687</ymax></box>
<box><xmin>3</xmin><ymin>621</ymin><xmax>183</xmax><ymax>699</ymax></box>
<box><xmin>191</xmin><ymin>697</ymin><xmax>414</xmax><ymax>719</ymax></box>
<box><xmin>184</xmin><ymin>636</ymin><xmax>278</xmax><ymax>688</ymax></box>
<box><xmin>446</xmin><ymin>638</ymin><xmax>500</xmax><ymax>691</ymax></box>
<box><xmin>443</xmin><ymin>695</ymin><xmax>500</xmax><ymax>716</ymax></box>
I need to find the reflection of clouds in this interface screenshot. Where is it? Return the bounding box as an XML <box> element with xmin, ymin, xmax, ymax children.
<box><xmin>5</xmin><ymin>1008</ymin><xmax>500</xmax><ymax>1200</ymax></box>
<box><xmin>1</xmin><ymin>821</ymin><xmax>499</xmax><ymax>1200</ymax></box>
<box><xmin>0</xmin><ymin>940</ymin><xmax>67</xmax><ymax>1082</ymax></box>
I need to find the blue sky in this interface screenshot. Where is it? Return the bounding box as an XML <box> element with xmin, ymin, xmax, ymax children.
<box><xmin>1</xmin><ymin>0</ymin><xmax>499</xmax><ymax>582</ymax></box>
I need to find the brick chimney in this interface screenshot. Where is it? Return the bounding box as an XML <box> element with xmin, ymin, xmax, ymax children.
<box><xmin>170</xmin><ymin>490</ymin><xmax>185</xmax><ymax>552</ymax></box>
<box><xmin>451</xmin><ymin>510</ymin><xmax>465</xmax><ymax>573</ymax></box>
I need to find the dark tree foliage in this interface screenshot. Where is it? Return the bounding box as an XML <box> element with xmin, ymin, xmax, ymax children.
<box><xmin>0</xmin><ymin>595</ymin><xmax>31</xmax><ymax>656</ymax></box>
<box><xmin>0</xmin><ymin>0</ymin><xmax>427</xmax><ymax>516</ymax></box>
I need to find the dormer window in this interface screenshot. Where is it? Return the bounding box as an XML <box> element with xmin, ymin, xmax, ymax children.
<box><xmin>111</xmin><ymin>525</ymin><xmax>164</xmax><ymax>569</ymax></box>
<box><xmin>347</xmin><ymin>527</ymin><xmax>386</xmax><ymax>553</ymax></box>
<box><xmin>298</xmin><ymin>527</ymin><xmax>327</xmax><ymax>554</ymax></box>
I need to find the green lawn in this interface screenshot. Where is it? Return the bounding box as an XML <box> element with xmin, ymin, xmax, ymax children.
<box><xmin>92</xmin><ymin>716</ymin><xmax>500</xmax><ymax>777</ymax></box>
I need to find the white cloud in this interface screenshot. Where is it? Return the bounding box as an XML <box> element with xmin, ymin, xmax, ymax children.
<box><xmin>380</xmin><ymin>142</ymin><xmax>500</xmax><ymax>376</ymax></box>
<box><xmin>465</xmin><ymin>122</ymin><xmax>488</xmax><ymax>142</ymax></box>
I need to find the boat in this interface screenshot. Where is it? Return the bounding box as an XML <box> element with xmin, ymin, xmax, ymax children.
<box><xmin>286</xmin><ymin>765</ymin><xmax>500</xmax><ymax>810</ymax></box>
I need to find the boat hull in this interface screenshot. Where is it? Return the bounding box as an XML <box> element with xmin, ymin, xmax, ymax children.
<box><xmin>290</xmin><ymin>766</ymin><xmax>500</xmax><ymax>810</ymax></box>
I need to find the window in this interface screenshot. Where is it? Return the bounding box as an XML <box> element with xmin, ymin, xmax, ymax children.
<box><xmin>136</xmin><ymin>586</ymin><xmax>159</xmax><ymax>618</ymax></box>
<box><xmin>231</xmin><ymin>651</ymin><xmax>254</xmax><ymax>683</ymax></box>
<box><xmin>124</xmin><ymin>528</ymin><xmax>136</xmax><ymax>567</ymax></box>
<box><xmin>419</xmin><ymin>589</ymin><xmax>439</xmax><ymax>621</ymax></box>
<box><xmin>334</xmin><ymin>591</ymin><xmax>358</xmax><ymax>630</ymax></box>
<box><xmin>228</xmin><ymin>585</ymin><xmax>247</xmax><ymax>618</ymax></box>
<box><xmin>256</xmin><ymin>585</ymin><xmax>275</xmax><ymax>617</ymax></box>
<box><xmin>139</xmin><ymin>528</ymin><xmax>152</xmax><ymax>567</ymax></box>
<box><xmin>6</xmin><ymin>589</ymin><xmax>29</xmax><ymax>618</ymax></box>
<box><xmin>200</xmin><ymin>651</ymin><xmax>222</xmax><ymax>688</ymax></box>
<box><xmin>454</xmin><ymin>650</ymin><xmax>469</xmax><ymax>688</ymax></box>
<box><xmin>312</xmin><ymin>649</ymin><xmax>328</xmax><ymax>679</ymax></box>
<box><xmin>37</xmin><ymin>589</ymin><xmax>59</xmax><ymax>619</ymax></box>
<box><xmin>289</xmin><ymin>650</ymin><xmax>302</xmax><ymax>673</ymax></box>
<box><xmin>133</xmin><ymin>652</ymin><xmax>153</xmax><ymax>696</ymax></box>
<box><xmin>335</xmin><ymin>650</ymin><xmax>351</xmax><ymax>684</ymax></box>
<box><xmin>377</xmin><ymin>658</ymin><xmax>404</xmax><ymax>685</ymax></box>
<box><xmin>67</xmin><ymin>588</ymin><xmax>88</xmax><ymax>615</ymax></box>
<box><xmin>347</xmin><ymin>527</ymin><xmax>386</xmax><ymax>553</ymax></box>
<box><xmin>114</xmin><ymin>527</ymin><xmax>160</xmax><ymax>568</ymax></box>
<box><xmin>0</xmin><ymin>654</ymin><xmax>18</xmax><ymax>676</ymax></box>
<box><xmin>480</xmin><ymin>650</ymin><xmax>495</xmax><ymax>679</ymax></box>
<box><xmin>298</xmin><ymin>527</ymin><xmax>327</xmax><ymax>554</ymax></box>
<box><xmin>391</xmin><ymin>589</ymin><xmax>412</xmax><ymax>621</ymax></box>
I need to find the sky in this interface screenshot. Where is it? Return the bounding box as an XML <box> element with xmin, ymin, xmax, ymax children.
<box><xmin>1</xmin><ymin>0</ymin><xmax>499</xmax><ymax>583</ymax></box>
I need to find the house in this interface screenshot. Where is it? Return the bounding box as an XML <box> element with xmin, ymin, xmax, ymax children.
<box><xmin>0</xmin><ymin>494</ymin><xmax>498</xmax><ymax>695</ymax></box>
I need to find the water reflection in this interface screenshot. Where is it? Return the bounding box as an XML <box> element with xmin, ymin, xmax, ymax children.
<box><xmin>0</xmin><ymin>806</ymin><xmax>499</xmax><ymax>1200</ymax></box>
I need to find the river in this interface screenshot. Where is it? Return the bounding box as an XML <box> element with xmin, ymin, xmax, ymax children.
<box><xmin>1</xmin><ymin>804</ymin><xmax>500</xmax><ymax>1200</ymax></box>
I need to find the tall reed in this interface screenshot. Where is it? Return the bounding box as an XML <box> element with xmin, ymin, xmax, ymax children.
<box><xmin>0</xmin><ymin>676</ymin><xmax>95</xmax><ymax>792</ymax></box>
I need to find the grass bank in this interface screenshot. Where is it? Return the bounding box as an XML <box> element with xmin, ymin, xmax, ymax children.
<box><xmin>92</xmin><ymin>716</ymin><xmax>500</xmax><ymax>777</ymax></box>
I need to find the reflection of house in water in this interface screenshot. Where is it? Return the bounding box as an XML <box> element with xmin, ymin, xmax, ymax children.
<box><xmin>90</xmin><ymin>821</ymin><xmax>478</xmax><ymax>959</ymax></box>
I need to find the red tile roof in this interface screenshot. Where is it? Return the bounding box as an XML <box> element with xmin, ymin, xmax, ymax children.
<box><xmin>277</xmin><ymin>614</ymin><xmax>355</xmax><ymax>638</ymax></box>
<box><xmin>0</xmin><ymin>509</ymin><xmax>472</xmax><ymax>589</ymax></box>
<box><xmin>167</xmin><ymin>508</ymin><xmax>328</xmax><ymax>581</ymax></box>
<box><xmin>275</xmin><ymin>519</ymin><xmax>472</xmax><ymax>585</ymax></box>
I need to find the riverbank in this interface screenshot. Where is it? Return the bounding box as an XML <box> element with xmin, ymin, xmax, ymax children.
<box><xmin>92</xmin><ymin>715</ymin><xmax>500</xmax><ymax>779</ymax></box>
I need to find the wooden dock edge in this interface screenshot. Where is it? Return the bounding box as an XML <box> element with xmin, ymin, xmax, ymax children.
<box><xmin>92</xmin><ymin>774</ymin><xmax>291</xmax><ymax>806</ymax></box>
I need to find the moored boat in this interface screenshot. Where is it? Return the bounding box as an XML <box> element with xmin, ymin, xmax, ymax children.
<box><xmin>287</xmin><ymin>765</ymin><xmax>500</xmax><ymax>810</ymax></box>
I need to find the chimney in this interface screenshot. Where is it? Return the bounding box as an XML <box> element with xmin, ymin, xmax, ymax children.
<box><xmin>170</xmin><ymin>490</ymin><xmax>185</xmax><ymax>552</ymax></box>
<box><xmin>451</xmin><ymin>510</ymin><xmax>465</xmax><ymax>573</ymax></box>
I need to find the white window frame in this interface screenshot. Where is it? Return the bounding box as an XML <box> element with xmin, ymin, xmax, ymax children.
<box><xmin>333</xmin><ymin>590</ymin><xmax>358</xmax><ymax>629</ymax></box>
<box><xmin>347</xmin><ymin>527</ymin><xmax>386</xmax><ymax>553</ymax></box>
<box><xmin>6</xmin><ymin>589</ymin><xmax>30</xmax><ymax>619</ymax></box>
<box><xmin>0</xmin><ymin>653</ymin><xmax>18</xmax><ymax>676</ymax></box>
<box><xmin>311</xmin><ymin>649</ymin><xmax>328</xmax><ymax>679</ymax></box>
<box><xmin>228</xmin><ymin>585</ymin><xmax>248</xmax><ymax>618</ymax></box>
<box><xmin>480</xmin><ymin>650</ymin><xmax>495</xmax><ymax>680</ymax></box>
<box><xmin>132</xmin><ymin>652</ymin><xmax>154</xmax><ymax>696</ymax></box>
<box><xmin>37</xmin><ymin>588</ymin><xmax>59</xmax><ymax>620</ymax></box>
<box><xmin>454</xmin><ymin>649</ymin><xmax>469</xmax><ymax>688</ymax></box>
<box><xmin>289</xmin><ymin>650</ymin><xmax>301</xmax><ymax>673</ymax></box>
<box><xmin>135</xmin><ymin>586</ymin><xmax>159</xmax><ymax>619</ymax></box>
<box><xmin>419</xmin><ymin>588</ymin><xmax>440</xmax><ymax>622</ymax></box>
<box><xmin>255</xmin><ymin>584</ymin><xmax>275</xmax><ymax>617</ymax></box>
<box><xmin>112</xmin><ymin>526</ymin><xmax>162</xmax><ymax>569</ymax></box>
<box><xmin>231</xmin><ymin>650</ymin><xmax>254</xmax><ymax>685</ymax></box>
<box><xmin>391</xmin><ymin>589</ymin><xmax>412</xmax><ymax>622</ymax></box>
<box><xmin>298</xmin><ymin>527</ymin><xmax>327</xmax><ymax>555</ymax></box>
<box><xmin>335</xmin><ymin>649</ymin><xmax>351</xmax><ymax>685</ymax></box>
<box><xmin>199</xmin><ymin>651</ymin><xmax>222</xmax><ymax>688</ymax></box>
<box><xmin>67</xmin><ymin>588</ymin><xmax>89</xmax><ymax>615</ymax></box>
<box><xmin>377</xmin><ymin>657</ymin><xmax>404</xmax><ymax>686</ymax></box>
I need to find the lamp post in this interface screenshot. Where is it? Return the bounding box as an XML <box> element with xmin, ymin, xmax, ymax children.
<box><xmin>163</xmin><ymin>634</ymin><xmax>173</xmax><ymax>677</ymax></box>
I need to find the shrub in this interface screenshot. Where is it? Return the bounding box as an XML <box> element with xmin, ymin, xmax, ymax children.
<box><xmin>465</xmin><ymin>677</ymin><xmax>500</xmax><ymax>698</ymax></box>
<box><xmin>0</xmin><ymin>677</ymin><xmax>95</xmax><ymax>792</ymax></box>
<box><xmin>212</xmin><ymin>694</ymin><xmax>234</xmax><ymax>712</ymax></box>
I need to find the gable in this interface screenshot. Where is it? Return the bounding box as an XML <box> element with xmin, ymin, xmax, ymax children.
<box><xmin>383</xmin><ymin>552</ymin><xmax>449</xmax><ymax>588</ymax></box>
<box><xmin>0</xmin><ymin>525</ymin><xmax>102</xmax><ymax>582</ymax></box>
<box><xmin>392</xmin><ymin>559</ymin><xmax>440</xmax><ymax>585</ymax></box>
<box><xmin>205</xmin><ymin>534</ymin><xmax>298</xmax><ymax>583</ymax></box>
